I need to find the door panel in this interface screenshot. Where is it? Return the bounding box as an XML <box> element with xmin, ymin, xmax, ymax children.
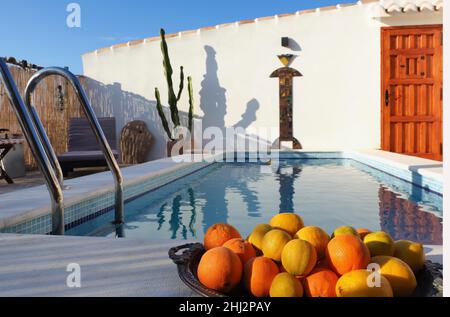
<box><xmin>381</xmin><ymin>25</ymin><xmax>443</xmax><ymax>161</ymax></box>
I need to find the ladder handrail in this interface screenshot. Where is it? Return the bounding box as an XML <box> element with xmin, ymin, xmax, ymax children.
<box><xmin>24</xmin><ymin>67</ymin><xmax>125</xmax><ymax>225</ymax></box>
<box><xmin>0</xmin><ymin>59</ymin><xmax>65</xmax><ymax>235</ymax></box>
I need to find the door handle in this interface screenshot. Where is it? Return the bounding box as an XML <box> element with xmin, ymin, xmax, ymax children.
<box><xmin>385</xmin><ymin>90</ymin><xmax>390</xmax><ymax>106</ymax></box>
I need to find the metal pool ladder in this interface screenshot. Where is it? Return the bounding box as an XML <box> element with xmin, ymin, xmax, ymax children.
<box><xmin>24</xmin><ymin>66</ymin><xmax>125</xmax><ymax>230</ymax></box>
<box><xmin>0</xmin><ymin>59</ymin><xmax>64</xmax><ymax>234</ymax></box>
<box><xmin>0</xmin><ymin>59</ymin><xmax>124</xmax><ymax>235</ymax></box>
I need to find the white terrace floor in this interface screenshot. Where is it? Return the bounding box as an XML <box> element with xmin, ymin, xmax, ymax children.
<box><xmin>0</xmin><ymin>234</ymin><xmax>442</xmax><ymax>297</ymax></box>
<box><xmin>0</xmin><ymin>234</ymin><xmax>197</xmax><ymax>297</ymax></box>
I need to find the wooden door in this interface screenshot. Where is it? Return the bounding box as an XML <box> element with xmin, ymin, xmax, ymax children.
<box><xmin>381</xmin><ymin>25</ymin><xmax>443</xmax><ymax>161</ymax></box>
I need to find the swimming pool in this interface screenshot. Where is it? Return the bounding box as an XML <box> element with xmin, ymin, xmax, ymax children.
<box><xmin>67</xmin><ymin>159</ymin><xmax>443</xmax><ymax>245</ymax></box>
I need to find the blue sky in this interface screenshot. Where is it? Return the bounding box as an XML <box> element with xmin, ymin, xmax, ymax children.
<box><xmin>0</xmin><ymin>0</ymin><xmax>340</xmax><ymax>74</ymax></box>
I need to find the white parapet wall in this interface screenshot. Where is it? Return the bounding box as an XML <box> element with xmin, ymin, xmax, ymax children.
<box><xmin>82</xmin><ymin>1</ymin><xmax>443</xmax><ymax>152</ymax></box>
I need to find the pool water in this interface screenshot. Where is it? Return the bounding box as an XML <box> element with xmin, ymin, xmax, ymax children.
<box><xmin>67</xmin><ymin>159</ymin><xmax>443</xmax><ymax>245</ymax></box>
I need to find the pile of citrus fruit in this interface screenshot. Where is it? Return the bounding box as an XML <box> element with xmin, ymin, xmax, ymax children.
<box><xmin>196</xmin><ymin>213</ymin><xmax>426</xmax><ymax>297</ymax></box>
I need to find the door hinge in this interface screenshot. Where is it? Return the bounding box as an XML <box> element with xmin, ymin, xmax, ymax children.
<box><xmin>440</xmin><ymin>143</ymin><xmax>443</xmax><ymax>155</ymax></box>
<box><xmin>441</xmin><ymin>87</ymin><xmax>443</xmax><ymax>101</ymax></box>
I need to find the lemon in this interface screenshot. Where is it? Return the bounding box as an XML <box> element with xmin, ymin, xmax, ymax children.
<box><xmin>248</xmin><ymin>224</ymin><xmax>272</xmax><ymax>251</ymax></box>
<box><xmin>394</xmin><ymin>240</ymin><xmax>425</xmax><ymax>274</ymax></box>
<box><xmin>332</xmin><ymin>226</ymin><xmax>359</xmax><ymax>238</ymax></box>
<box><xmin>371</xmin><ymin>256</ymin><xmax>417</xmax><ymax>297</ymax></box>
<box><xmin>295</xmin><ymin>226</ymin><xmax>330</xmax><ymax>259</ymax></box>
<box><xmin>261</xmin><ymin>229</ymin><xmax>292</xmax><ymax>262</ymax></box>
<box><xmin>364</xmin><ymin>231</ymin><xmax>395</xmax><ymax>257</ymax></box>
<box><xmin>269</xmin><ymin>213</ymin><xmax>304</xmax><ymax>236</ymax></box>
<box><xmin>336</xmin><ymin>270</ymin><xmax>393</xmax><ymax>297</ymax></box>
<box><xmin>281</xmin><ymin>239</ymin><xmax>317</xmax><ymax>277</ymax></box>
<box><xmin>270</xmin><ymin>273</ymin><xmax>304</xmax><ymax>297</ymax></box>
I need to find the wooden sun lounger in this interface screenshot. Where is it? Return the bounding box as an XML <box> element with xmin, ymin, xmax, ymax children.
<box><xmin>58</xmin><ymin>118</ymin><xmax>119</xmax><ymax>176</ymax></box>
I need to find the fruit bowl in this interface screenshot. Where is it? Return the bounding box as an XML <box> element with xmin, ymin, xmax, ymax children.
<box><xmin>169</xmin><ymin>243</ymin><xmax>248</xmax><ymax>297</ymax></box>
<box><xmin>168</xmin><ymin>243</ymin><xmax>443</xmax><ymax>297</ymax></box>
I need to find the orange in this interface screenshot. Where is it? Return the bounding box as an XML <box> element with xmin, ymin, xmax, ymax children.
<box><xmin>204</xmin><ymin>223</ymin><xmax>242</xmax><ymax>250</ymax></box>
<box><xmin>303</xmin><ymin>268</ymin><xmax>339</xmax><ymax>297</ymax></box>
<box><xmin>295</xmin><ymin>226</ymin><xmax>330</xmax><ymax>259</ymax></box>
<box><xmin>223</xmin><ymin>238</ymin><xmax>257</xmax><ymax>266</ymax></box>
<box><xmin>197</xmin><ymin>247</ymin><xmax>242</xmax><ymax>293</ymax></box>
<box><xmin>326</xmin><ymin>234</ymin><xmax>371</xmax><ymax>276</ymax></box>
<box><xmin>244</xmin><ymin>257</ymin><xmax>280</xmax><ymax>297</ymax></box>
<box><xmin>357</xmin><ymin>228</ymin><xmax>372</xmax><ymax>240</ymax></box>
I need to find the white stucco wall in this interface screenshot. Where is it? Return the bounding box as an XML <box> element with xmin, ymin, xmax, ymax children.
<box><xmin>82</xmin><ymin>2</ymin><xmax>443</xmax><ymax>153</ymax></box>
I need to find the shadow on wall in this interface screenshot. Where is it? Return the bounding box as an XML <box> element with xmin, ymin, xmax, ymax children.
<box><xmin>233</xmin><ymin>98</ymin><xmax>260</xmax><ymax>130</ymax></box>
<box><xmin>81</xmin><ymin>77</ymin><xmax>191</xmax><ymax>161</ymax></box>
<box><xmin>200</xmin><ymin>45</ymin><xmax>267</xmax><ymax>148</ymax></box>
<box><xmin>200</xmin><ymin>45</ymin><xmax>227</xmax><ymax>132</ymax></box>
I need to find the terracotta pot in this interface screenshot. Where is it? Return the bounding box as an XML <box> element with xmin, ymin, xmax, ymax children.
<box><xmin>167</xmin><ymin>139</ymin><xmax>184</xmax><ymax>157</ymax></box>
<box><xmin>167</xmin><ymin>137</ymin><xmax>198</xmax><ymax>157</ymax></box>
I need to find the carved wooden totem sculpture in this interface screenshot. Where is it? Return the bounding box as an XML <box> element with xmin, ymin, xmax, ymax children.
<box><xmin>271</xmin><ymin>54</ymin><xmax>302</xmax><ymax>149</ymax></box>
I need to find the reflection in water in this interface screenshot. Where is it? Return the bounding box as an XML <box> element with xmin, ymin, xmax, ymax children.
<box><xmin>232</xmin><ymin>166</ymin><xmax>262</xmax><ymax>218</ymax></box>
<box><xmin>188</xmin><ymin>188</ymin><xmax>197</xmax><ymax>237</ymax></box>
<box><xmin>68</xmin><ymin>160</ymin><xmax>442</xmax><ymax>245</ymax></box>
<box><xmin>378</xmin><ymin>186</ymin><xmax>443</xmax><ymax>245</ymax></box>
<box><xmin>202</xmin><ymin>179</ymin><xmax>229</xmax><ymax>233</ymax></box>
<box><xmin>277</xmin><ymin>164</ymin><xmax>302</xmax><ymax>212</ymax></box>
<box><xmin>169</xmin><ymin>195</ymin><xmax>187</xmax><ymax>239</ymax></box>
<box><xmin>152</xmin><ymin>162</ymin><xmax>442</xmax><ymax>242</ymax></box>
<box><xmin>157</xmin><ymin>202</ymin><xmax>167</xmax><ymax>231</ymax></box>
<box><xmin>150</xmin><ymin>164</ymin><xmax>266</xmax><ymax>239</ymax></box>
<box><xmin>157</xmin><ymin>194</ymin><xmax>193</xmax><ymax>239</ymax></box>
<box><xmin>235</xmin><ymin>183</ymin><xmax>260</xmax><ymax>218</ymax></box>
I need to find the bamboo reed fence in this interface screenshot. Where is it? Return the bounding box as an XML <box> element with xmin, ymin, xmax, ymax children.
<box><xmin>0</xmin><ymin>64</ymin><xmax>84</xmax><ymax>169</ymax></box>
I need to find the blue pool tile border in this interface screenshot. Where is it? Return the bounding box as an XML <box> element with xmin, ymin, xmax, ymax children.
<box><xmin>278</xmin><ymin>152</ymin><xmax>345</xmax><ymax>159</ymax></box>
<box><xmin>348</xmin><ymin>152</ymin><xmax>443</xmax><ymax>196</ymax></box>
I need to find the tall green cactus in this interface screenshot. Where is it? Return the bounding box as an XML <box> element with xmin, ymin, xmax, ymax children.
<box><xmin>161</xmin><ymin>28</ymin><xmax>182</xmax><ymax>127</ymax></box>
<box><xmin>187</xmin><ymin>76</ymin><xmax>194</xmax><ymax>133</ymax></box>
<box><xmin>155</xmin><ymin>28</ymin><xmax>195</xmax><ymax>140</ymax></box>
<box><xmin>155</xmin><ymin>88</ymin><xmax>173</xmax><ymax>140</ymax></box>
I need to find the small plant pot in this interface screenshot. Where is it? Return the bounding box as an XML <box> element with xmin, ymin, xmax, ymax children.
<box><xmin>167</xmin><ymin>138</ymin><xmax>184</xmax><ymax>157</ymax></box>
<box><xmin>167</xmin><ymin>136</ymin><xmax>197</xmax><ymax>157</ymax></box>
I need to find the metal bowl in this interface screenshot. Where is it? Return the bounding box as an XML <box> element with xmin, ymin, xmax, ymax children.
<box><xmin>169</xmin><ymin>243</ymin><xmax>443</xmax><ymax>297</ymax></box>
